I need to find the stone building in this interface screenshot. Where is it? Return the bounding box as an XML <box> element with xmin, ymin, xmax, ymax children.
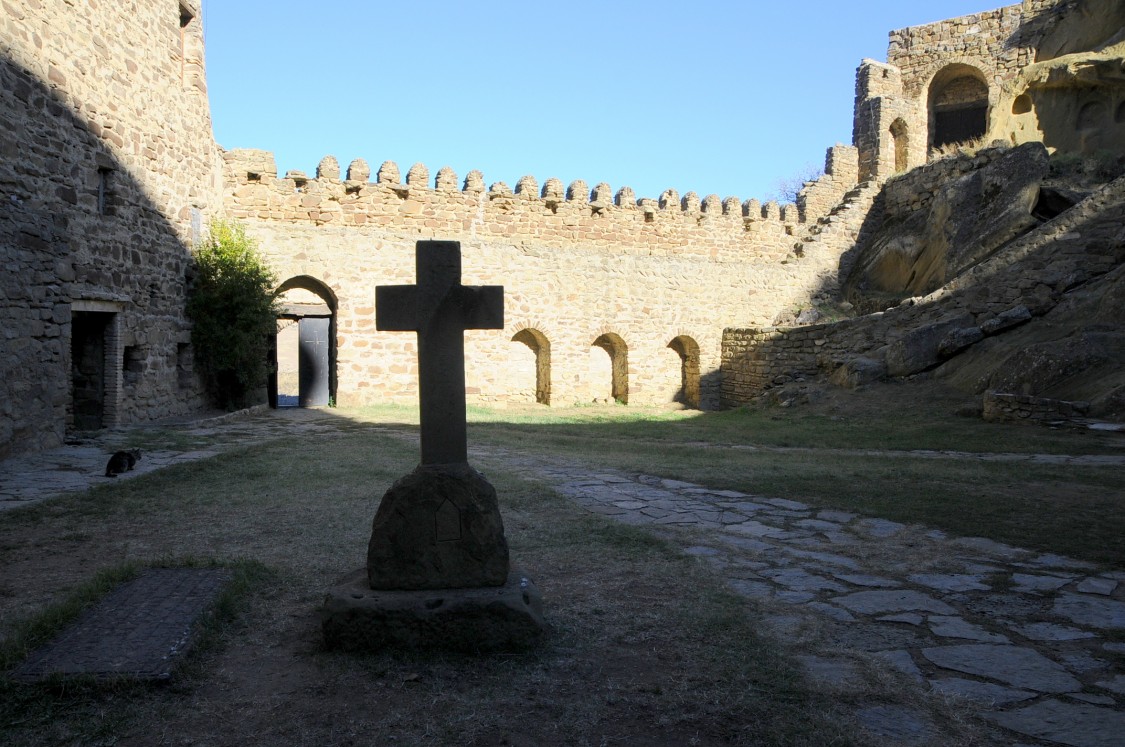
<box><xmin>1</xmin><ymin>0</ymin><xmax>224</xmax><ymax>458</ymax></box>
<box><xmin>2</xmin><ymin>0</ymin><xmax>1120</xmax><ymax>458</ymax></box>
<box><xmin>854</xmin><ymin>0</ymin><xmax>1125</xmax><ymax>181</ymax></box>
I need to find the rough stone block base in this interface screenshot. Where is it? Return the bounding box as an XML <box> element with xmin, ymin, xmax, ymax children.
<box><xmin>321</xmin><ymin>568</ymin><xmax>545</xmax><ymax>653</ymax></box>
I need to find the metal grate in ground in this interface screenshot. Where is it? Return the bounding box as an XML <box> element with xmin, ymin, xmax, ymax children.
<box><xmin>13</xmin><ymin>567</ymin><xmax>231</xmax><ymax>682</ymax></box>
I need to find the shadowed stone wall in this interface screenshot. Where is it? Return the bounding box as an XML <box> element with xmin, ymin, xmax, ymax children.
<box><xmin>0</xmin><ymin>0</ymin><xmax>223</xmax><ymax>457</ymax></box>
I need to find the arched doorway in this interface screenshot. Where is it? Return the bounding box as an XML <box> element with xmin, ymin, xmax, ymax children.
<box><xmin>890</xmin><ymin>118</ymin><xmax>910</xmax><ymax>173</ymax></box>
<box><xmin>929</xmin><ymin>64</ymin><xmax>989</xmax><ymax>152</ymax></box>
<box><xmin>275</xmin><ymin>276</ymin><xmax>337</xmax><ymax>408</ymax></box>
<box><xmin>510</xmin><ymin>328</ymin><xmax>551</xmax><ymax>405</ymax></box>
<box><xmin>667</xmin><ymin>336</ymin><xmax>701</xmax><ymax>408</ymax></box>
<box><xmin>591</xmin><ymin>333</ymin><xmax>628</xmax><ymax>404</ymax></box>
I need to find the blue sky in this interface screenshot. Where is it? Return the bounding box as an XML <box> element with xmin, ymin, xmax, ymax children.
<box><xmin>201</xmin><ymin>1</ymin><xmax>1000</xmax><ymax>203</ymax></box>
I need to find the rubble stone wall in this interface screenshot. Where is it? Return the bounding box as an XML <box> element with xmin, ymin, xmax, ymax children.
<box><xmin>0</xmin><ymin>0</ymin><xmax>224</xmax><ymax>457</ymax></box>
<box><xmin>224</xmin><ymin>149</ymin><xmax>860</xmax><ymax>409</ymax></box>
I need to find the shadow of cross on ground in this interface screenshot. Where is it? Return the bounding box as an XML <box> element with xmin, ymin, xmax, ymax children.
<box><xmin>375</xmin><ymin>240</ymin><xmax>503</xmax><ymax>466</ymax></box>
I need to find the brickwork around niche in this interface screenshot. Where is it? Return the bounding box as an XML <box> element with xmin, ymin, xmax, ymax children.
<box><xmin>223</xmin><ymin>149</ymin><xmax>862</xmax><ymax>410</ymax></box>
<box><xmin>0</xmin><ymin>0</ymin><xmax>224</xmax><ymax>457</ymax></box>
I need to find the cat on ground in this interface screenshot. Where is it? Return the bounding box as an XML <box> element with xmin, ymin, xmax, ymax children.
<box><xmin>105</xmin><ymin>448</ymin><xmax>142</xmax><ymax>477</ymax></box>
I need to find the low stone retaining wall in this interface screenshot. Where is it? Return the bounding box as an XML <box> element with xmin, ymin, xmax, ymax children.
<box><xmin>982</xmin><ymin>391</ymin><xmax>1090</xmax><ymax>425</ymax></box>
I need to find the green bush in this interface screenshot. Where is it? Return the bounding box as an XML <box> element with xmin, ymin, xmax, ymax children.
<box><xmin>186</xmin><ymin>220</ymin><xmax>279</xmax><ymax>410</ymax></box>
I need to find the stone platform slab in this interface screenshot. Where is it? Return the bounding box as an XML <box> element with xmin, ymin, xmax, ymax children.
<box><xmin>322</xmin><ymin>567</ymin><xmax>545</xmax><ymax>653</ymax></box>
<box><xmin>13</xmin><ymin>568</ymin><xmax>231</xmax><ymax>682</ymax></box>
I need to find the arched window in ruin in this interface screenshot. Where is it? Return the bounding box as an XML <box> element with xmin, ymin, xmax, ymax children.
<box><xmin>889</xmin><ymin>118</ymin><xmax>910</xmax><ymax>173</ymax></box>
<box><xmin>590</xmin><ymin>333</ymin><xmax>628</xmax><ymax>404</ymax></box>
<box><xmin>928</xmin><ymin>64</ymin><xmax>990</xmax><ymax>152</ymax></box>
<box><xmin>510</xmin><ymin>328</ymin><xmax>551</xmax><ymax>405</ymax></box>
<box><xmin>275</xmin><ymin>275</ymin><xmax>337</xmax><ymax>408</ymax></box>
<box><xmin>667</xmin><ymin>336</ymin><xmax>701</xmax><ymax>408</ymax></box>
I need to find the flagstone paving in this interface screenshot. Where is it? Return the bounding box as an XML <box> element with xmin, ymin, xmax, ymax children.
<box><xmin>1</xmin><ymin>408</ymin><xmax>1123</xmax><ymax>746</ymax></box>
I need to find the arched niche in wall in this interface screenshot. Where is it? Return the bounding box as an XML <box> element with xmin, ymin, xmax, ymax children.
<box><xmin>667</xmin><ymin>335</ymin><xmax>701</xmax><ymax>409</ymax></box>
<box><xmin>928</xmin><ymin>64</ymin><xmax>990</xmax><ymax>152</ymax></box>
<box><xmin>510</xmin><ymin>328</ymin><xmax>551</xmax><ymax>405</ymax></box>
<box><xmin>274</xmin><ymin>275</ymin><xmax>337</xmax><ymax>408</ymax></box>
<box><xmin>590</xmin><ymin>332</ymin><xmax>628</xmax><ymax>405</ymax></box>
<box><xmin>889</xmin><ymin>118</ymin><xmax>910</xmax><ymax>173</ymax></box>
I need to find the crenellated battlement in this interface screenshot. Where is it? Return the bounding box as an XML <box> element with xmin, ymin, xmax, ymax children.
<box><xmin>221</xmin><ymin>148</ymin><xmax>833</xmax><ymax>231</ymax></box>
<box><xmin>220</xmin><ymin>148</ymin><xmax>857</xmax><ymax>269</ymax></box>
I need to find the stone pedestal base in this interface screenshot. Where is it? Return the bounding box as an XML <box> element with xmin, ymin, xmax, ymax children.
<box><xmin>321</xmin><ymin>567</ymin><xmax>546</xmax><ymax>653</ymax></box>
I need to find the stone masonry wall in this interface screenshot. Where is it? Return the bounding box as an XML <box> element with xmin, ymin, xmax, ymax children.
<box><xmin>223</xmin><ymin>148</ymin><xmax>858</xmax><ymax>409</ymax></box>
<box><xmin>852</xmin><ymin>2</ymin><xmax>1094</xmax><ymax>184</ymax></box>
<box><xmin>0</xmin><ymin>0</ymin><xmax>224</xmax><ymax>457</ymax></box>
<box><xmin>982</xmin><ymin>391</ymin><xmax>1090</xmax><ymax>425</ymax></box>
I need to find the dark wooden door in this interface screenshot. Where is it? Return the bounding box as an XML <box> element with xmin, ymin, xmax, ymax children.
<box><xmin>298</xmin><ymin>317</ymin><xmax>330</xmax><ymax>407</ymax></box>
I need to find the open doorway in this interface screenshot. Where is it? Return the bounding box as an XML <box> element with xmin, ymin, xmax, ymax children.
<box><xmin>274</xmin><ymin>277</ymin><xmax>336</xmax><ymax>408</ymax></box>
<box><xmin>70</xmin><ymin>309</ymin><xmax>119</xmax><ymax>430</ymax></box>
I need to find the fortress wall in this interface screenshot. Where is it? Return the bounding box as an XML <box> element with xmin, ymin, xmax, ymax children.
<box><xmin>0</xmin><ymin>0</ymin><xmax>223</xmax><ymax>455</ymax></box>
<box><xmin>853</xmin><ymin>4</ymin><xmax>1052</xmax><ymax>182</ymax></box>
<box><xmin>887</xmin><ymin>6</ymin><xmax>1027</xmax><ymax>100</ymax></box>
<box><xmin>225</xmin><ymin>151</ymin><xmax>853</xmax><ymax>409</ymax></box>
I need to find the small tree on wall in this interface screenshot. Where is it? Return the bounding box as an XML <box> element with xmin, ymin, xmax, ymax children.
<box><xmin>186</xmin><ymin>219</ymin><xmax>280</xmax><ymax>410</ymax></box>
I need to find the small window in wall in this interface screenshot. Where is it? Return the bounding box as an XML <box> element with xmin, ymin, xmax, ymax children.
<box><xmin>177</xmin><ymin>343</ymin><xmax>194</xmax><ymax>389</ymax></box>
<box><xmin>179</xmin><ymin>4</ymin><xmax>197</xmax><ymax>87</ymax></box>
<box><xmin>890</xmin><ymin>119</ymin><xmax>910</xmax><ymax>173</ymax></box>
<box><xmin>123</xmin><ymin>346</ymin><xmax>144</xmax><ymax>387</ymax></box>
<box><xmin>97</xmin><ymin>167</ymin><xmax>114</xmax><ymax>215</ymax></box>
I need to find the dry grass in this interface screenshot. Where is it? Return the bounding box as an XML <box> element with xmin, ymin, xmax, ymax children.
<box><xmin>0</xmin><ymin>425</ymin><xmax>881</xmax><ymax>746</ymax></box>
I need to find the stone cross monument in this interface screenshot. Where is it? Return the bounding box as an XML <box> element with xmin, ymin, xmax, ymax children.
<box><xmin>321</xmin><ymin>240</ymin><xmax>545</xmax><ymax>652</ymax></box>
<box><xmin>374</xmin><ymin>240</ymin><xmax>503</xmax><ymax>466</ymax></box>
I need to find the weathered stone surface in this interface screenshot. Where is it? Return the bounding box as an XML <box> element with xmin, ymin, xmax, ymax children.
<box><xmin>930</xmin><ymin>677</ymin><xmax>1036</xmax><ymax>706</ymax></box>
<box><xmin>987</xmin><ymin>699</ymin><xmax>1125</xmax><ymax>747</ymax></box>
<box><xmin>367</xmin><ymin>464</ymin><xmax>509</xmax><ymax>590</ymax></box>
<box><xmin>1075</xmin><ymin>577</ymin><xmax>1119</xmax><ymax>596</ymax></box>
<box><xmin>853</xmin><ymin>517</ymin><xmax>907</xmax><ymax>538</ymax></box>
<box><xmin>937</xmin><ymin>326</ymin><xmax>984</xmax><ymax>357</ymax></box>
<box><xmin>322</xmin><ymin>568</ymin><xmax>545</xmax><ymax>653</ymax></box>
<box><xmin>1052</xmin><ymin>593</ymin><xmax>1125</xmax><ymax>630</ymax></box>
<box><xmin>921</xmin><ymin>644</ymin><xmax>1082</xmax><ymax>693</ymax></box>
<box><xmin>833</xmin><ymin>590</ymin><xmax>956</xmax><ymax>615</ymax></box>
<box><xmin>1014</xmin><ymin>622</ymin><xmax>1096</xmax><ymax>642</ymax></box>
<box><xmin>908</xmin><ymin>573</ymin><xmax>990</xmax><ymax>592</ymax></box>
<box><xmin>980</xmin><ymin>305</ymin><xmax>1032</xmax><ymax>335</ymax></box>
<box><xmin>844</xmin><ymin>143</ymin><xmax>1050</xmax><ymax>310</ymax></box>
<box><xmin>1011</xmin><ymin>573</ymin><xmax>1074</xmax><ymax>594</ymax></box>
<box><xmin>928</xmin><ymin>615</ymin><xmax>1009</xmax><ymax>643</ymax></box>
<box><xmin>885</xmin><ymin>312</ymin><xmax>976</xmax><ymax>377</ymax></box>
<box><xmin>828</xmin><ymin>356</ymin><xmax>887</xmax><ymax>389</ymax></box>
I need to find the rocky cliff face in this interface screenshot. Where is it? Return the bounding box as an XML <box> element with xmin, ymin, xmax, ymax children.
<box><xmin>842</xmin><ymin>144</ymin><xmax>1052</xmax><ymax>314</ymax></box>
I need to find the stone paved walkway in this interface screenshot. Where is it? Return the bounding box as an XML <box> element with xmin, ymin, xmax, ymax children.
<box><xmin>473</xmin><ymin>446</ymin><xmax>1125</xmax><ymax>747</ymax></box>
<box><xmin>2</xmin><ymin>408</ymin><xmax>1123</xmax><ymax>745</ymax></box>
